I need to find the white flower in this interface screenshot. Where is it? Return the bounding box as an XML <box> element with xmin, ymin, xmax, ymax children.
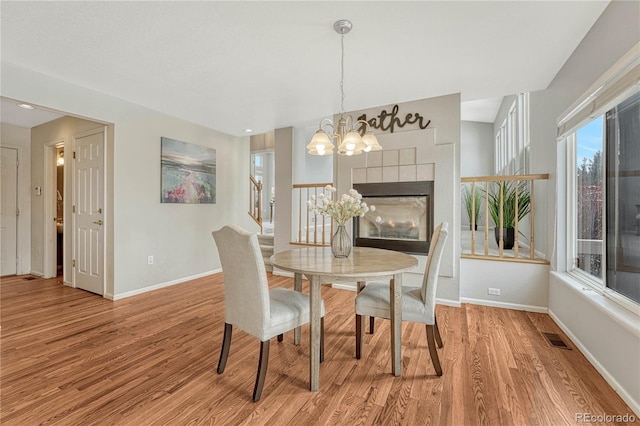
<box><xmin>307</xmin><ymin>187</ymin><xmax>375</xmax><ymax>226</ymax></box>
<box><xmin>375</xmin><ymin>216</ymin><xmax>382</xmax><ymax>223</ymax></box>
<box><xmin>370</xmin><ymin>206</ymin><xmax>376</xmax><ymax>212</ymax></box>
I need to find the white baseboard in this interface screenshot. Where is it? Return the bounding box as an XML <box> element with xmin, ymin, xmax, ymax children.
<box><xmin>111</xmin><ymin>269</ymin><xmax>221</xmax><ymax>301</ymax></box>
<box><xmin>30</xmin><ymin>270</ymin><xmax>44</xmax><ymax>277</ymax></box>
<box><xmin>549</xmin><ymin>309</ymin><xmax>640</xmax><ymax>417</ymax></box>
<box><xmin>436</xmin><ymin>297</ymin><xmax>461</xmax><ymax>308</ymax></box>
<box><xmin>460</xmin><ymin>297</ymin><xmax>548</xmax><ymax>313</ymax></box>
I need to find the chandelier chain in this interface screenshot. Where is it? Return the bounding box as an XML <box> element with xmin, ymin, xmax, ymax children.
<box><xmin>340</xmin><ymin>33</ymin><xmax>345</xmax><ymax>115</ymax></box>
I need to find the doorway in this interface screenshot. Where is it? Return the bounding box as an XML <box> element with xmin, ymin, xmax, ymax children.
<box><xmin>251</xmin><ymin>152</ymin><xmax>275</xmax><ymax>233</ymax></box>
<box><xmin>55</xmin><ymin>146</ymin><xmax>64</xmax><ymax>275</ymax></box>
<box><xmin>42</xmin><ymin>124</ymin><xmax>106</xmax><ymax>296</ymax></box>
<box><xmin>44</xmin><ymin>140</ymin><xmax>64</xmax><ymax>279</ymax></box>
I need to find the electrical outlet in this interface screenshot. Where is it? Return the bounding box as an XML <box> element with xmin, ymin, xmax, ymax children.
<box><xmin>488</xmin><ymin>288</ymin><xmax>501</xmax><ymax>296</ymax></box>
<box><xmin>147</xmin><ymin>255</ymin><xmax>154</xmax><ymax>265</ymax></box>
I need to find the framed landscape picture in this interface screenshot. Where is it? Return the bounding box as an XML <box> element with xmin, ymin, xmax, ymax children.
<box><xmin>161</xmin><ymin>137</ymin><xmax>216</xmax><ymax>204</ymax></box>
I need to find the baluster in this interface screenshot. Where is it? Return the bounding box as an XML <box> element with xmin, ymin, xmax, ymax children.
<box><xmin>471</xmin><ymin>182</ymin><xmax>476</xmax><ymax>255</ymax></box>
<box><xmin>484</xmin><ymin>181</ymin><xmax>489</xmax><ymax>256</ymax></box>
<box><xmin>530</xmin><ymin>180</ymin><xmax>535</xmax><ymax>259</ymax></box>
<box><xmin>514</xmin><ymin>178</ymin><xmax>519</xmax><ymax>258</ymax></box>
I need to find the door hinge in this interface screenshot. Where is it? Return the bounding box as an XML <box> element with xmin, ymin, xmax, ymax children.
<box><xmin>72</xmin><ymin>259</ymin><xmax>76</xmax><ymax>268</ymax></box>
<box><xmin>73</xmin><ymin>151</ymin><xmax>76</xmax><ymax>159</ymax></box>
<box><xmin>73</xmin><ymin>205</ymin><xmax>76</xmax><ymax>213</ymax></box>
<box><xmin>16</xmin><ymin>208</ymin><xmax>19</xmax><ymax>216</ymax></box>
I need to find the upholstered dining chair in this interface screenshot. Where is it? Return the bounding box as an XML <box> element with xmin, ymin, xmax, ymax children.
<box><xmin>212</xmin><ymin>225</ymin><xmax>325</xmax><ymax>401</ymax></box>
<box><xmin>354</xmin><ymin>222</ymin><xmax>449</xmax><ymax>375</ymax></box>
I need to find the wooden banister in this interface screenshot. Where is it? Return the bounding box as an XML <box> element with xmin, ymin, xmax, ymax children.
<box><xmin>461</xmin><ymin>174</ymin><xmax>549</xmax><ymax>265</ymax></box>
<box><xmin>249</xmin><ymin>175</ymin><xmax>263</xmax><ymax>233</ymax></box>
<box><xmin>291</xmin><ymin>183</ymin><xmax>333</xmax><ymax>246</ymax></box>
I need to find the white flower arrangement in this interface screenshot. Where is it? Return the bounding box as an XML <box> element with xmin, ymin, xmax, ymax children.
<box><xmin>307</xmin><ymin>185</ymin><xmax>376</xmax><ymax>226</ymax></box>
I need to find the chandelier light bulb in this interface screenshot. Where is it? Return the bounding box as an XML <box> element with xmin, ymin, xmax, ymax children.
<box><xmin>306</xmin><ymin>19</ymin><xmax>383</xmax><ymax>157</ymax></box>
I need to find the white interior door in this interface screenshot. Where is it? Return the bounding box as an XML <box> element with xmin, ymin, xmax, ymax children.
<box><xmin>0</xmin><ymin>147</ymin><xmax>18</xmax><ymax>276</ymax></box>
<box><xmin>74</xmin><ymin>128</ymin><xmax>105</xmax><ymax>295</ymax></box>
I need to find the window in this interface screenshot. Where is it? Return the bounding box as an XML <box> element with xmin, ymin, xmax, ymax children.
<box><xmin>605</xmin><ymin>92</ymin><xmax>640</xmax><ymax>303</ymax></box>
<box><xmin>575</xmin><ymin>117</ymin><xmax>603</xmax><ymax>279</ymax></box>
<box><xmin>495</xmin><ymin>93</ymin><xmax>530</xmax><ymax>175</ymax></box>
<box><xmin>566</xmin><ymin>92</ymin><xmax>640</xmax><ymax>306</ymax></box>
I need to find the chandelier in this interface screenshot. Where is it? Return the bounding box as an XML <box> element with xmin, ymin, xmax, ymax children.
<box><xmin>306</xmin><ymin>20</ymin><xmax>382</xmax><ymax>156</ymax></box>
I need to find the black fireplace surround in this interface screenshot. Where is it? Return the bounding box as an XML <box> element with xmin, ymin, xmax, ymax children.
<box><xmin>353</xmin><ymin>181</ymin><xmax>434</xmax><ymax>255</ymax></box>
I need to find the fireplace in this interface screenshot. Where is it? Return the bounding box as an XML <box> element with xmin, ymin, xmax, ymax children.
<box><xmin>353</xmin><ymin>181</ymin><xmax>434</xmax><ymax>254</ymax></box>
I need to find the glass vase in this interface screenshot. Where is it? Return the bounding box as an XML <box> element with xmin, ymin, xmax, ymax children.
<box><xmin>331</xmin><ymin>225</ymin><xmax>352</xmax><ymax>258</ymax></box>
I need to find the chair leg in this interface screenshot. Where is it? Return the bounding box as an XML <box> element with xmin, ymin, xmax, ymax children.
<box><xmin>369</xmin><ymin>316</ymin><xmax>375</xmax><ymax>334</ymax></box>
<box><xmin>320</xmin><ymin>317</ymin><xmax>325</xmax><ymax>363</ymax></box>
<box><xmin>277</xmin><ymin>334</ymin><xmax>283</xmax><ymax>342</ymax></box>
<box><xmin>434</xmin><ymin>316</ymin><xmax>443</xmax><ymax>348</ymax></box>
<box><xmin>217</xmin><ymin>323</ymin><xmax>232</xmax><ymax>374</ymax></box>
<box><xmin>253</xmin><ymin>340</ymin><xmax>270</xmax><ymax>402</ymax></box>
<box><xmin>426</xmin><ymin>325</ymin><xmax>442</xmax><ymax>376</ymax></box>
<box><xmin>355</xmin><ymin>314</ymin><xmax>364</xmax><ymax>359</ymax></box>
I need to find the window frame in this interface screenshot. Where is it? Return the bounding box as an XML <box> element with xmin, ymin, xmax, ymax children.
<box><xmin>495</xmin><ymin>93</ymin><xmax>530</xmax><ymax>175</ymax></box>
<box><xmin>559</xmin><ymin>42</ymin><xmax>640</xmax><ymax>313</ymax></box>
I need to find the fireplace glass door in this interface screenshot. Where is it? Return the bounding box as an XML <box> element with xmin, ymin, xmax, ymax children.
<box><xmin>353</xmin><ymin>181</ymin><xmax>433</xmax><ymax>254</ymax></box>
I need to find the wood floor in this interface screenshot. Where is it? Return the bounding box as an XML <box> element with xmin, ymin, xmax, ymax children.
<box><xmin>1</xmin><ymin>274</ymin><xmax>635</xmax><ymax>425</ymax></box>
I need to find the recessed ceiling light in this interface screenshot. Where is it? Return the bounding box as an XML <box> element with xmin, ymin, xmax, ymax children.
<box><xmin>243</xmin><ymin>128</ymin><xmax>253</xmax><ymax>133</ymax></box>
<box><xmin>17</xmin><ymin>103</ymin><xmax>35</xmax><ymax>110</ymax></box>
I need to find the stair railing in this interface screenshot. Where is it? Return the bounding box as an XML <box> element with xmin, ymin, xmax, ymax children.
<box><xmin>249</xmin><ymin>175</ymin><xmax>263</xmax><ymax>233</ymax></box>
<box><xmin>291</xmin><ymin>183</ymin><xmax>333</xmax><ymax>246</ymax></box>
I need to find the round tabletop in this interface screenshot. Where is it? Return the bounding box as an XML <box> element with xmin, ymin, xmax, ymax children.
<box><xmin>270</xmin><ymin>247</ymin><xmax>418</xmax><ymax>281</ymax></box>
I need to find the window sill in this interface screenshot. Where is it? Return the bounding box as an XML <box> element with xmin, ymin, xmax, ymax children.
<box><xmin>551</xmin><ymin>271</ymin><xmax>640</xmax><ymax>338</ymax></box>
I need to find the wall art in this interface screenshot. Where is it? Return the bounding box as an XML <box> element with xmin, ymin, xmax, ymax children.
<box><xmin>161</xmin><ymin>137</ymin><xmax>216</xmax><ymax>204</ymax></box>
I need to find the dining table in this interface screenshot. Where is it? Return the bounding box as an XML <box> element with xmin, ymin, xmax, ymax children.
<box><xmin>270</xmin><ymin>246</ymin><xmax>418</xmax><ymax>391</ymax></box>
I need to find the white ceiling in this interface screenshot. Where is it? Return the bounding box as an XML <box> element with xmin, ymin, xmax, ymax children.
<box><xmin>1</xmin><ymin>99</ymin><xmax>64</xmax><ymax>128</ymax></box>
<box><xmin>0</xmin><ymin>1</ymin><xmax>608</xmax><ymax>134</ymax></box>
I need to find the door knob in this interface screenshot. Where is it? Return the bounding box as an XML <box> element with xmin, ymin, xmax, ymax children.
<box><xmin>93</xmin><ymin>220</ymin><xmax>103</xmax><ymax>226</ymax></box>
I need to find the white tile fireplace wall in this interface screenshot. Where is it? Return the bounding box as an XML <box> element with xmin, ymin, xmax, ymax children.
<box><xmin>335</xmin><ymin>93</ymin><xmax>461</xmax><ymax>305</ymax></box>
<box><xmin>352</xmin><ymin>148</ymin><xmax>435</xmax><ymax>184</ymax></box>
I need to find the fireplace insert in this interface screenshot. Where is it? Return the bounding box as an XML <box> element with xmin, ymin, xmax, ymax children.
<box><xmin>353</xmin><ymin>181</ymin><xmax>433</xmax><ymax>254</ymax></box>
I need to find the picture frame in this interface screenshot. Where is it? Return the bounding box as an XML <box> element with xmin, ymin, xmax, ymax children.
<box><xmin>161</xmin><ymin>137</ymin><xmax>216</xmax><ymax>204</ymax></box>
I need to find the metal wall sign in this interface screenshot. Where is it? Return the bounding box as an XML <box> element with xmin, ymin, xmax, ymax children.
<box><xmin>357</xmin><ymin>104</ymin><xmax>431</xmax><ymax>135</ymax></box>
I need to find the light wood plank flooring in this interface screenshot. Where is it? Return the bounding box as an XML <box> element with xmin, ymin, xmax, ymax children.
<box><xmin>1</xmin><ymin>274</ymin><xmax>636</xmax><ymax>425</ymax></box>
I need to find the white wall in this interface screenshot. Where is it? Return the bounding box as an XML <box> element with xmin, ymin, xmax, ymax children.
<box><xmin>550</xmin><ymin>273</ymin><xmax>640</xmax><ymax>415</ymax></box>
<box><xmin>292</xmin><ymin>122</ymin><xmax>333</xmax><ymax>185</ymax></box>
<box><xmin>539</xmin><ymin>1</ymin><xmax>640</xmax><ymax>414</ymax></box>
<box><xmin>1</xmin><ymin>123</ymin><xmax>31</xmax><ymax>274</ymax></box>
<box><xmin>461</xmin><ymin>121</ymin><xmax>493</xmax><ymax>178</ymax></box>
<box><xmin>273</xmin><ymin>127</ymin><xmax>294</xmax><ymax>256</ymax></box>
<box><xmin>461</xmin><ymin>258</ymin><xmax>549</xmax><ymax>312</ymax></box>
<box><xmin>1</xmin><ymin>62</ymin><xmax>254</xmax><ymax>299</ymax></box>
<box><xmin>113</xmin><ymin>114</ymin><xmax>252</xmax><ymax>297</ymax></box>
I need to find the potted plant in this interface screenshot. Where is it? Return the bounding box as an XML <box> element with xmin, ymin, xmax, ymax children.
<box><xmin>462</xmin><ymin>183</ymin><xmax>483</xmax><ymax>230</ymax></box>
<box><xmin>486</xmin><ymin>180</ymin><xmax>531</xmax><ymax>249</ymax></box>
